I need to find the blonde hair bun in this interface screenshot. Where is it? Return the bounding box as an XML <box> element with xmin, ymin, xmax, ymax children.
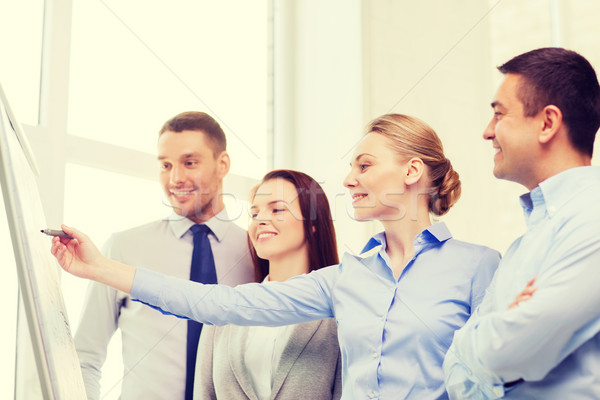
<box><xmin>367</xmin><ymin>114</ymin><xmax>461</xmax><ymax>216</ymax></box>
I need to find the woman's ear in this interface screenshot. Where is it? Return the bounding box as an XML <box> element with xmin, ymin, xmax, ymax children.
<box><xmin>404</xmin><ymin>157</ymin><xmax>425</xmax><ymax>186</ymax></box>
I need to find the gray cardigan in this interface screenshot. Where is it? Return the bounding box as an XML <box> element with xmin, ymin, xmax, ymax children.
<box><xmin>194</xmin><ymin>319</ymin><xmax>342</xmax><ymax>399</ymax></box>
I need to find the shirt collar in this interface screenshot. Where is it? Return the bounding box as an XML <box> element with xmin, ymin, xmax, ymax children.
<box><xmin>425</xmin><ymin>221</ymin><xmax>453</xmax><ymax>242</ymax></box>
<box><xmin>519</xmin><ymin>166</ymin><xmax>600</xmax><ymax>219</ymax></box>
<box><xmin>361</xmin><ymin>221</ymin><xmax>452</xmax><ymax>253</ymax></box>
<box><xmin>167</xmin><ymin>208</ymin><xmax>233</xmax><ymax>242</ymax></box>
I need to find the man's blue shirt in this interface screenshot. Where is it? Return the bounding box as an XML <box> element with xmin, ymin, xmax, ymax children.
<box><xmin>444</xmin><ymin>166</ymin><xmax>600</xmax><ymax>399</ymax></box>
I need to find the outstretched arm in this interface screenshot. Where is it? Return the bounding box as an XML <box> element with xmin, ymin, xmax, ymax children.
<box><xmin>52</xmin><ymin>225</ymin><xmax>337</xmax><ymax>327</ymax></box>
<box><xmin>50</xmin><ymin>225</ymin><xmax>136</xmax><ymax>294</ymax></box>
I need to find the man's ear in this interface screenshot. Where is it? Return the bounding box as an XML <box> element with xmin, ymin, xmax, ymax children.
<box><xmin>217</xmin><ymin>151</ymin><xmax>231</xmax><ymax>178</ymax></box>
<box><xmin>405</xmin><ymin>157</ymin><xmax>425</xmax><ymax>186</ymax></box>
<box><xmin>539</xmin><ymin>105</ymin><xmax>562</xmax><ymax>144</ymax></box>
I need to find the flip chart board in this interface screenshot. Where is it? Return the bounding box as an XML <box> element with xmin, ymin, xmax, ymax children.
<box><xmin>0</xmin><ymin>83</ymin><xmax>86</xmax><ymax>399</ymax></box>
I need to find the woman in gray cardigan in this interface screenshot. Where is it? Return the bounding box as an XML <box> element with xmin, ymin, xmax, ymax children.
<box><xmin>194</xmin><ymin>170</ymin><xmax>342</xmax><ymax>399</ymax></box>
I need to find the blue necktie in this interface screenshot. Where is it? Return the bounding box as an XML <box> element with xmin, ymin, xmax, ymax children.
<box><xmin>185</xmin><ymin>224</ymin><xmax>217</xmax><ymax>400</ymax></box>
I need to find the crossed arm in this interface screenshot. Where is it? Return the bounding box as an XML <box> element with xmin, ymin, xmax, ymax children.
<box><xmin>443</xmin><ymin>238</ymin><xmax>600</xmax><ymax>399</ymax></box>
<box><xmin>509</xmin><ymin>277</ymin><xmax>536</xmax><ymax>309</ymax></box>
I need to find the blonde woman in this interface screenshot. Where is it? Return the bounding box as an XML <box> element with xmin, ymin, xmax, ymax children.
<box><xmin>52</xmin><ymin>114</ymin><xmax>500</xmax><ymax>399</ymax></box>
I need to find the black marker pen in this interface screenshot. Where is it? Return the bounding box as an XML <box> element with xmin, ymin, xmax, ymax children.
<box><xmin>41</xmin><ymin>229</ymin><xmax>75</xmax><ymax>240</ymax></box>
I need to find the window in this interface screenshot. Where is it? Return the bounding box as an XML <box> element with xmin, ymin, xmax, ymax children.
<box><xmin>0</xmin><ymin>0</ymin><xmax>44</xmax><ymax>125</ymax></box>
<box><xmin>67</xmin><ymin>0</ymin><xmax>269</xmax><ymax>178</ymax></box>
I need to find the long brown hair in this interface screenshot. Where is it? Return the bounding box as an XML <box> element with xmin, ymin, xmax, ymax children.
<box><xmin>248</xmin><ymin>170</ymin><xmax>339</xmax><ymax>282</ymax></box>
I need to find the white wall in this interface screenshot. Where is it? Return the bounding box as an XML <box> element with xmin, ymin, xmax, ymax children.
<box><xmin>360</xmin><ymin>0</ymin><xmax>600</xmax><ymax>254</ymax></box>
<box><xmin>273</xmin><ymin>0</ymin><xmax>373</xmax><ymax>254</ymax></box>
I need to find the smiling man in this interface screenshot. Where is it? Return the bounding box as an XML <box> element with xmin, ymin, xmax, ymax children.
<box><xmin>443</xmin><ymin>48</ymin><xmax>600</xmax><ymax>399</ymax></box>
<box><xmin>74</xmin><ymin>112</ymin><xmax>254</xmax><ymax>400</ymax></box>
<box><xmin>158</xmin><ymin>113</ymin><xmax>228</xmax><ymax>222</ymax></box>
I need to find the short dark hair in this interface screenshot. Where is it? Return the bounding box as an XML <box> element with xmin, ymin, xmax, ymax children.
<box><xmin>248</xmin><ymin>169</ymin><xmax>339</xmax><ymax>282</ymax></box>
<box><xmin>159</xmin><ymin>111</ymin><xmax>226</xmax><ymax>156</ymax></box>
<box><xmin>498</xmin><ymin>47</ymin><xmax>600</xmax><ymax>157</ymax></box>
